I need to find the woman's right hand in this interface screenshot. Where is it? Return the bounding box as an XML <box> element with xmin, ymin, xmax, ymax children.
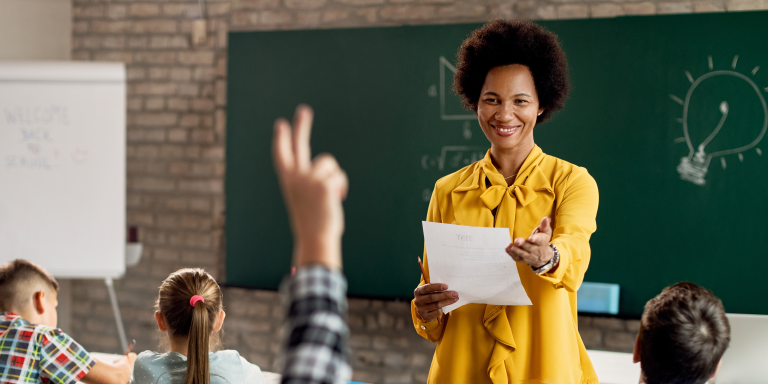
<box><xmin>414</xmin><ymin>283</ymin><xmax>459</xmax><ymax>323</ymax></box>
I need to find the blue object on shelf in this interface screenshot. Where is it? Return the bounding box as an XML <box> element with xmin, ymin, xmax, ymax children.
<box><xmin>578</xmin><ymin>282</ymin><xmax>620</xmax><ymax>315</ymax></box>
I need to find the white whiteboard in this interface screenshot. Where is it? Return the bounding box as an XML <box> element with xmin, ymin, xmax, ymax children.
<box><xmin>0</xmin><ymin>61</ymin><xmax>125</xmax><ymax>278</ymax></box>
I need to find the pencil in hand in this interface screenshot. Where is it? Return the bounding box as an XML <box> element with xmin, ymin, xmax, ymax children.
<box><xmin>124</xmin><ymin>339</ymin><xmax>135</xmax><ymax>355</ymax></box>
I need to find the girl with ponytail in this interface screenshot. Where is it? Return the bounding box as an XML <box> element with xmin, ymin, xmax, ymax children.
<box><xmin>130</xmin><ymin>268</ymin><xmax>264</xmax><ymax>384</ymax></box>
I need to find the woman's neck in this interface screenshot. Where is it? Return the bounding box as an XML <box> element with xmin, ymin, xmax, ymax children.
<box><xmin>490</xmin><ymin>142</ymin><xmax>535</xmax><ymax>183</ymax></box>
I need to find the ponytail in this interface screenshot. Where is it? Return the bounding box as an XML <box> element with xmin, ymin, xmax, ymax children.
<box><xmin>155</xmin><ymin>269</ymin><xmax>223</xmax><ymax>384</ymax></box>
<box><xmin>187</xmin><ymin>300</ymin><xmax>210</xmax><ymax>384</ymax></box>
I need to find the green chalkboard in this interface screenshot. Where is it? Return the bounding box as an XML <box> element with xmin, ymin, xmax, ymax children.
<box><xmin>226</xmin><ymin>11</ymin><xmax>768</xmax><ymax>317</ymax></box>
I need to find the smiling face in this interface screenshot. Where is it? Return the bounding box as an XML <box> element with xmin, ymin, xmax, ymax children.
<box><xmin>477</xmin><ymin>64</ymin><xmax>543</xmax><ymax>153</ymax></box>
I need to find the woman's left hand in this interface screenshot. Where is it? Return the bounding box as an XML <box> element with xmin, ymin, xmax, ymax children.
<box><xmin>506</xmin><ymin>217</ymin><xmax>554</xmax><ymax>268</ymax></box>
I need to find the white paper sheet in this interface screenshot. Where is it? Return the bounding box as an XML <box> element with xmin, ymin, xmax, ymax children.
<box><xmin>422</xmin><ymin>221</ymin><xmax>532</xmax><ymax>313</ymax></box>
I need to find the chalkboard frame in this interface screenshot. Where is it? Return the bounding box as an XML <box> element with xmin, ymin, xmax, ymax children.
<box><xmin>226</xmin><ymin>11</ymin><xmax>768</xmax><ymax>316</ymax></box>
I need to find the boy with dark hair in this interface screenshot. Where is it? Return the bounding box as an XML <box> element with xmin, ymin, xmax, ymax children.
<box><xmin>0</xmin><ymin>259</ymin><xmax>135</xmax><ymax>384</ymax></box>
<box><xmin>634</xmin><ymin>282</ymin><xmax>731</xmax><ymax>384</ymax></box>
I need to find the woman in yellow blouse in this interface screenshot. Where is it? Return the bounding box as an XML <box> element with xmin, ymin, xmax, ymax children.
<box><xmin>411</xmin><ymin>20</ymin><xmax>599</xmax><ymax>384</ymax></box>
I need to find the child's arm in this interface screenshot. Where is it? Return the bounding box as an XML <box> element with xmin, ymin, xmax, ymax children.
<box><xmin>80</xmin><ymin>354</ymin><xmax>136</xmax><ymax>384</ymax></box>
<box><xmin>38</xmin><ymin>329</ymin><xmax>136</xmax><ymax>384</ymax></box>
<box><xmin>282</xmin><ymin>266</ymin><xmax>350</xmax><ymax>384</ymax></box>
<box><xmin>273</xmin><ymin>106</ymin><xmax>351</xmax><ymax>384</ymax></box>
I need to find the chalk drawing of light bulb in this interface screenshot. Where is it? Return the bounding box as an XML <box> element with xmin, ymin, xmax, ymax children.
<box><xmin>673</xmin><ymin>55</ymin><xmax>768</xmax><ymax>186</ymax></box>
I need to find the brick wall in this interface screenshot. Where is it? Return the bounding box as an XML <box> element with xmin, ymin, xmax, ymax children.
<box><xmin>68</xmin><ymin>0</ymin><xmax>767</xmax><ymax>383</ymax></box>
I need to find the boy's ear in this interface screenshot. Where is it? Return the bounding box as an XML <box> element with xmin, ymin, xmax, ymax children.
<box><xmin>710</xmin><ymin>360</ymin><xmax>722</xmax><ymax>379</ymax></box>
<box><xmin>632</xmin><ymin>333</ymin><xmax>641</xmax><ymax>364</ymax></box>
<box><xmin>154</xmin><ymin>311</ymin><xmax>167</xmax><ymax>332</ymax></box>
<box><xmin>213</xmin><ymin>310</ymin><xmax>226</xmax><ymax>333</ymax></box>
<box><xmin>32</xmin><ymin>291</ymin><xmax>46</xmax><ymax>315</ymax></box>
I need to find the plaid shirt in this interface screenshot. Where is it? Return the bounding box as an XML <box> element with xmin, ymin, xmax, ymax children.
<box><xmin>0</xmin><ymin>313</ymin><xmax>94</xmax><ymax>384</ymax></box>
<box><xmin>281</xmin><ymin>266</ymin><xmax>351</xmax><ymax>384</ymax></box>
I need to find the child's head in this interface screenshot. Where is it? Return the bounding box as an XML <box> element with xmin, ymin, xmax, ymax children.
<box><xmin>635</xmin><ymin>282</ymin><xmax>730</xmax><ymax>384</ymax></box>
<box><xmin>154</xmin><ymin>268</ymin><xmax>224</xmax><ymax>384</ymax></box>
<box><xmin>0</xmin><ymin>259</ymin><xmax>59</xmax><ymax>327</ymax></box>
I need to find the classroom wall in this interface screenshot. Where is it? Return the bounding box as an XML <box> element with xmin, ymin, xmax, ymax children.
<box><xmin>68</xmin><ymin>0</ymin><xmax>765</xmax><ymax>382</ymax></box>
<box><xmin>0</xmin><ymin>0</ymin><xmax>74</xmax><ymax>333</ymax></box>
<box><xmin>0</xmin><ymin>0</ymin><xmax>72</xmax><ymax>60</ymax></box>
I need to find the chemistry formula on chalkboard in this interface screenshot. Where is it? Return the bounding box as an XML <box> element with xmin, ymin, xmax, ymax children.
<box><xmin>673</xmin><ymin>54</ymin><xmax>768</xmax><ymax>186</ymax></box>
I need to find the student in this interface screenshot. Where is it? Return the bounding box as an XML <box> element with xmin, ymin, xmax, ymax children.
<box><xmin>634</xmin><ymin>282</ymin><xmax>730</xmax><ymax>384</ymax></box>
<box><xmin>272</xmin><ymin>105</ymin><xmax>351</xmax><ymax>384</ymax></box>
<box><xmin>130</xmin><ymin>268</ymin><xmax>263</xmax><ymax>384</ymax></box>
<box><xmin>0</xmin><ymin>259</ymin><xmax>135</xmax><ymax>384</ymax></box>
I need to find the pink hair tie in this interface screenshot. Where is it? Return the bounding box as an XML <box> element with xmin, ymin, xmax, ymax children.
<box><xmin>189</xmin><ymin>295</ymin><xmax>205</xmax><ymax>307</ymax></box>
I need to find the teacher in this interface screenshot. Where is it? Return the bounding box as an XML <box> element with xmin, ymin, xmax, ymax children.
<box><xmin>411</xmin><ymin>20</ymin><xmax>599</xmax><ymax>384</ymax></box>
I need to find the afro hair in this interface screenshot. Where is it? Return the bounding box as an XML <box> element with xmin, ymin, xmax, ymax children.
<box><xmin>453</xmin><ymin>19</ymin><xmax>570</xmax><ymax>124</ymax></box>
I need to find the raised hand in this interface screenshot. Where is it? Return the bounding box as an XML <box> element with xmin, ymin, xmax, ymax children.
<box><xmin>272</xmin><ymin>105</ymin><xmax>348</xmax><ymax>270</ymax></box>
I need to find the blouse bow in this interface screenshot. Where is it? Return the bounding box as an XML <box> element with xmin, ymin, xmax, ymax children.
<box><xmin>479</xmin><ymin>157</ymin><xmax>554</xmax><ymax>211</ymax></box>
<box><xmin>480</xmin><ymin>184</ymin><xmax>539</xmax><ymax>210</ymax></box>
<box><xmin>450</xmin><ymin>147</ymin><xmax>554</xmax><ymax>383</ymax></box>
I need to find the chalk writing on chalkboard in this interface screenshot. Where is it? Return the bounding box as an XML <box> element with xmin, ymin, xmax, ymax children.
<box><xmin>462</xmin><ymin>121</ymin><xmax>473</xmax><ymax>140</ymax></box>
<box><xmin>422</xmin><ymin>146</ymin><xmax>486</xmax><ymax>171</ymax></box>
<box><xmin>439</xmin><ymin>57</ymin><xmax>476</xmax><ymax>121</ymax></box>
<box><xmin>673</xmin><ymin>55</ymin><xmax>768</xmax><ymax>186</ymax></box>
<box><xmin>422</xmin><ymin>188</ymin><xmax>431</xmax><ymax>202</ymax></box>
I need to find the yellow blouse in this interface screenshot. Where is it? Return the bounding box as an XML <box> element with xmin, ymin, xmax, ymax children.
<box><xmin>411</xmin><ymin>145</ymin><xmax>600</xmax><ymax>384</ymax></box>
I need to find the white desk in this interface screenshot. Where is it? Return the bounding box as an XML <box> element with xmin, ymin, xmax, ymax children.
<box><xmin>83</xmin><ymin>353</ymin><xmax>283</xmax><ymax>383</ymax></box>
<box><xmin>76</xmin><ymin>353</ymin><xmax>122</xmax><ymax>384</ymax></box>
<box><xmin>262</xmin><ymin>371</ymin><xmax>281</xmax><ymax>384</ymax></box>
<box><xmin>587</xmin><ymin>350</ymin><xmax>640</xmax><ymax>384</ymax></box>
<box><xmin>260</xmin><ymin>351</ymin><xmax>639</xmax><ymax>384</ymax></box>
<box><xmin>86</xmin><ymin>351</ymin><xmax>638</xmax><ymax>384</ymax></box>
